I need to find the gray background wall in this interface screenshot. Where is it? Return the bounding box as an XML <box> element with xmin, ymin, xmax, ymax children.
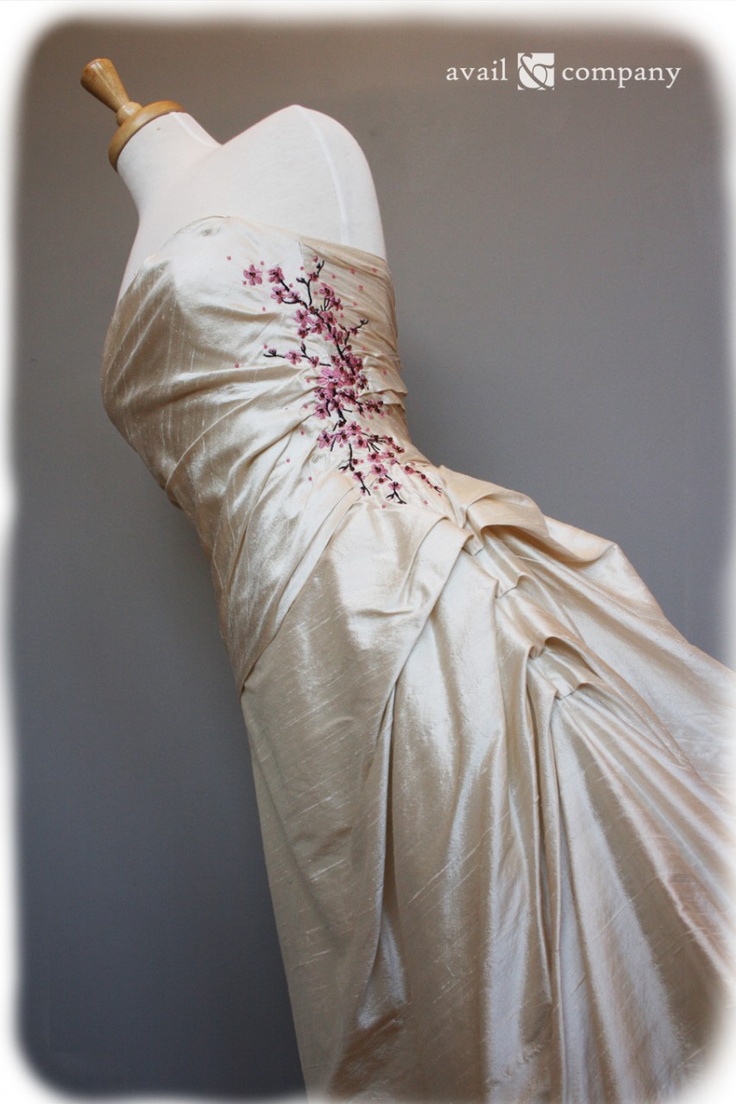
<box><xmin>12</xmin><ymin>12</ymin><xmax>730</xmax><ymax>1100</ymax></box>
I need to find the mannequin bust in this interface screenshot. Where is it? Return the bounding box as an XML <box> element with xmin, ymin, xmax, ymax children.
<box><xmin>81</xmin><ymin>59</ymin><xmax>385</xmax><ymax>298</ymax></box>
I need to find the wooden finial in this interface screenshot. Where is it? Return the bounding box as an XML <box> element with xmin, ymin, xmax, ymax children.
<box><xmin>81</xmin><ymin>58</ymin><xmax>184</xmax><ymax>169</ymax></box>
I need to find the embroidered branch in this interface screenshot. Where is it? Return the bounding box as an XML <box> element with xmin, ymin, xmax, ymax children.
<box><xmin>243</xmin><ymin>256</ymin><xmax>441</xmax><ymax>503</ymax></box>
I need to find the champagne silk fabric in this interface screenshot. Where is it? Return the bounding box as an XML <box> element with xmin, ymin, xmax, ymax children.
<box><xmin>103</xmin><ymin>217</ymin><xmax>733</xmax><ymax>1102</ymax></box>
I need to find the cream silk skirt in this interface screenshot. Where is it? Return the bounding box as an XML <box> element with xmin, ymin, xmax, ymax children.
<box><xmin>240</xmin><ymin>507</ymin><xmax>733</xmax><ymax>1103</ymax></box>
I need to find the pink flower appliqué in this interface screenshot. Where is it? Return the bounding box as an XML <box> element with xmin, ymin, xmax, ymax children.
<box><xmin>242</xmin><ymin>265</ymin><xmax>263</xmax><ymax>286</ymax></box>
<box><xmin>244</xmin><ymin>257</ymin><xmax>442</xmax><ymax>504</ymax></box>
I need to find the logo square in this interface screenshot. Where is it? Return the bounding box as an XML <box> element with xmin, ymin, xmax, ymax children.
<box><xmin>518</xmin><ymin>53</ymin><xmax>555</xmax><ymax>90</ymax></box>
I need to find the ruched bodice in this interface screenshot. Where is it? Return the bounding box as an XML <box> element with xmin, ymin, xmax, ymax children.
<box><xmin>101</xmin><ymin>215</ymin><xmax>733</xmax><ymax>1103</ymax></box>
<box><xmin>103</xmin><ymin>217</ymin><xmax>462</xmax><ymax>682</ymax></box>
<box><xmin>103</xmin><ymin>215</ymin><xmax>597</xmax><ymax>689</ymax></box>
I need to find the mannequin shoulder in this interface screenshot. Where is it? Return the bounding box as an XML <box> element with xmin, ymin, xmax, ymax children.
<box><xmin>282</xmin><ymin>104</ymin><xmax>362</xmax><ymax>144</ymax></box>
<box><xmin>225</xmin><ymin>104</ymin><xmax>369</xmax><ymax>164</ymax></box>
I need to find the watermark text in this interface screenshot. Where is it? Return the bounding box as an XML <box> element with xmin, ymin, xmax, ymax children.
<box><xmin>446</xmin><ymin>55</ymin><xmax>682</xmax><ymax>90</ymax></box>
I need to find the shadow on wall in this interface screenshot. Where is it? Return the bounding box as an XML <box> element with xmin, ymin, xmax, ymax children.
<box><xmin>11</xmin><ymin>13</ymin><xmax>729</xmax><ymax>1099</ymax></box>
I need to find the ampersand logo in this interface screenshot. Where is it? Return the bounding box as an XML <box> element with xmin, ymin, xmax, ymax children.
<box><xmin>517</xmin><ymin>53</ymin><xmax>555</xmax><ymax>90</ymax></box>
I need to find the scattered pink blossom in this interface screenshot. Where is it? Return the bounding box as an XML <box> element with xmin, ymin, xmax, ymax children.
<box><xmin>243</xmin><ymin>264</ymin><xmax>263</xmax><ymax>286</ymax></box>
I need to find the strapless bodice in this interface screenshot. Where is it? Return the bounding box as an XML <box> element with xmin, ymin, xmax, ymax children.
<box><xmin>103</xmin><ymin>216</ymin><xmax>585</xmax><ymax>686</ymax></box>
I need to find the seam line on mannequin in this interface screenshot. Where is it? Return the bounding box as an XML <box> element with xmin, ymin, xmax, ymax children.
<box><xmin>294</xmin><ymin>105</ymin><xmax>349</xmax><ymax>245</ymax></box>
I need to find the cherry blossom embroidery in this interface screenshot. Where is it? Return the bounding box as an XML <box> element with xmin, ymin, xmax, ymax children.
<box><xmin>245</xmin><ymin>256</ymin><xmax>441</xmax><ymax>503</ymax></box>
<box><xmin>242</xmin><ymin>264</ymin><xmax>263</xmax><ymax>286</ymax></box>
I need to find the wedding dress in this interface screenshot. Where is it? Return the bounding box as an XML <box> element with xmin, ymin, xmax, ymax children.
<box><xmin>102</xmin><ymin>214</ymin><xmax>733</xmax><ymax>1103</ymax></box>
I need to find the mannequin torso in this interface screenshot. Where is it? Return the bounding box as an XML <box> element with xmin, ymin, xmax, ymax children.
<box><xmin>116</xmin><ymin>105</ymin><xmax>386</xmax><ymax>297</ymax></box>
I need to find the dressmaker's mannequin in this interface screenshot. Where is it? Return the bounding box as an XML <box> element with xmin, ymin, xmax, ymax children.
<box><xmin>85</xmin><ymin>59</ymin><xmax>734</xmax><ymax>1104</ymax></box>
<box><xmin>81</xmin><ymin>60</ymin><xmax>386</xmax><ymax>298</ymax></box>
